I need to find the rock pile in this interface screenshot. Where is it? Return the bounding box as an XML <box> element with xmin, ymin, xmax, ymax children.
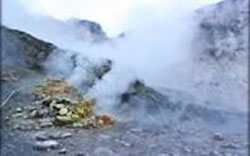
<box><xmin>13</xmin><ymin>78</ymin><xmax>115</xmax><ymax>129</ymax></box>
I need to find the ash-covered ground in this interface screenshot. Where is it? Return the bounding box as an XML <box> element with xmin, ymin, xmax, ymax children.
<box><xmin>1</xmin><ymin>0</ymin><xmax>248</xmax><ymax>155</ymax></box>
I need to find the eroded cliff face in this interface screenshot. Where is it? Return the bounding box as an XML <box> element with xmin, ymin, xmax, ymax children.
<box><xmin>69</xmin><ymin>19</ymin><xmax>108</xmax><ymax>42</ymax></box>
<box><xmin>195</xmin><ymin>0</ymin><xmax>248</xmax><ymax>60</ymax></box>
<box><xmin>1</xmin><ymin>26</ymin><xmax>56</xmax><ymax>70</ymax></box>
<box><xmin>1</xmin><ymin>24</ymin><xmax>111</xmax><ymax>81</ymax></box>
<box><xmin>188</xmin><ymin>0</ymin><xmax>248</xmax><ymax>111</ymax></box>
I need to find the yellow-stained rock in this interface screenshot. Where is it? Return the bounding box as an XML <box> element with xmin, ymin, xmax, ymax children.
<box><xmin>56</xmin><ymin>115</ymin><xmax>73</xmax><ymax>123</ymax></box>
<box><xmin>59</xmin><ymin>108</ymin><xmax>68</xmax><ymax>116</ymax></box>
<box><xmin>32</xmin><ymin>78</ymin><xmax>115</xmax><ymax>129</ymax></box>
<box><xmin>55</xmin><ymin>104</ymin><xmax>65</xmax><ymax>109</ymax></box>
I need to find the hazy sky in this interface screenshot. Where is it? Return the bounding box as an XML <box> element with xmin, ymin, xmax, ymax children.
<box><xmin>17</xmin><ymin>0</ymin><xmax>221</xmax><ymax>36</ymax></box>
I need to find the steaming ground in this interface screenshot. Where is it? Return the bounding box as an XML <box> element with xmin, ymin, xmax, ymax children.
<box><xmin>1</xmin><ymin>0</ymin><xmax>248</xmax><ymax>155</ymax></box>
<box><xmin>24</xmin><ymin>8</ymin><xmax>198</xmax><ymax>116</ymax></box>
<box><xmin>4</xmin><ymin>0</ymin><xmax>247</xmax><ymax>113</ymax></box>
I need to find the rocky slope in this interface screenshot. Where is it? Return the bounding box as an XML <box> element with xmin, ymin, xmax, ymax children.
<box><xmin>195</xmin><ymin>0</ymin><xmax>248</xmax><ymax>60</ymax></box>
<box><xmin>1</xmin><ymin>24</ymin><xmax>247</xmax><ymax>156</ymax></box>
<box><xmin>1</xmin><ymin>26</ymin><xmax>56</xmax><ymax>70</ymax></box>
<box><xmin>68</xmin><ymin>19</ymin><xmax>108</xmax><ymax>42</ymax></box>
<box><xmin>1</xmin><ymin>0</ymin><xmax>248</xmax><ymax>155</ymax></box>
<box><xmin>188</xmin><ymin>0</ymin><xmax>248</xmax><ymax>111</ymax></box>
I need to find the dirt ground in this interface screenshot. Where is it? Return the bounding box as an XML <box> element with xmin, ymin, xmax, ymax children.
<box><xmin>1</xmin><ymin>68</ymin><xmax>248</xmax><ymax>156</ymax></box>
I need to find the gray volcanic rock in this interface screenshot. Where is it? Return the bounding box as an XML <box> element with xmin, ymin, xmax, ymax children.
<box><xmin>117</xmin><ymin>80</ymin><xmax>244</xmax><ymax>125</ymax></box>
<box><xmin>44</xmin><ymin>49</ymin><xmax>112</xmax><ymax>93</ymax></box>
<box><xmin>194</xmin><ymin>0</ymin><xmax>248</xmax><ymax>60</ymax></box>
<box><xmin>2</xmin><ymin>25</ymin><xmax>112</xmax><ymax>90</ymax></box>
<box><xmin>187</xmin><ymin>0</ymin><xmax>248</xmax><ymax>111</ymax></box>
<box><xmin>1</xmin><ymin>26</ymin><xmax>56</xmax><ymax>70</ymax></box>
<box><xmin>68</xmin><ymin>19</ymin><xmax>108</xmax><ymax>42</ymax></box>
<box><xmin>0</xmin><ymin>1</ymin><xmax>248</xmax><ymax>155</ymax></box>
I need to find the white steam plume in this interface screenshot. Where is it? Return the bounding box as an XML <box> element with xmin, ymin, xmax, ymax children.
<box><xmin>5</xmin><ymin>0</ymin><xmax>241</xmax><ymax>114</ymax></box>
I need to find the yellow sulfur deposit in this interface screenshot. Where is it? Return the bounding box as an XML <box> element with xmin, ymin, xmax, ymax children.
<box><xmin>33</xmin><ymin>78</ymin><xmax>114</xmax><ymax>128</ymax></box>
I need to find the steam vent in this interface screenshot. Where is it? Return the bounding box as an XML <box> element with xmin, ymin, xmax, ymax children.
<box><xmin>1</xmin><ymin>0</ymin><xmax>248</xmax><ymax>155</ymax></box>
